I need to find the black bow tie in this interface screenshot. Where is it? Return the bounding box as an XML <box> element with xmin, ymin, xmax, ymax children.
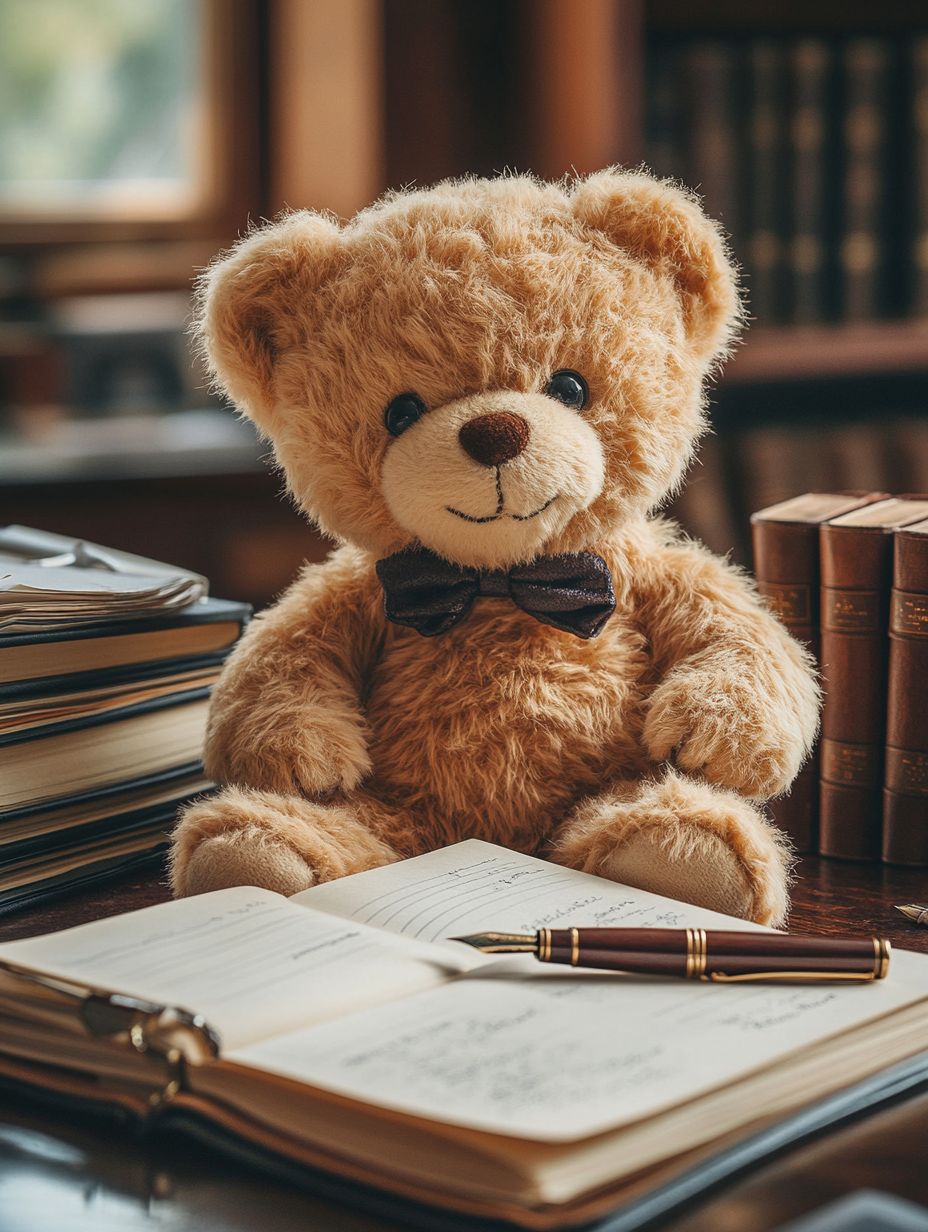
<box><xmin>375</xmin><ymin>547</ymin><xmax>615</xmax><ymax>639</ymax></box>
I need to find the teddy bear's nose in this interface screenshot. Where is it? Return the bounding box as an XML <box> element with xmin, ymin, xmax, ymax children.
<box><xmin>458</xmin><ymin>412</ymin><xmax>530</xmax><ymax>467</ymax></box>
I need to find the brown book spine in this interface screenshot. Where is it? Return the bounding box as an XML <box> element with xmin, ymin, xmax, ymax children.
<box><xmin>747</xmin><ymin>39</ymin><xmax>788</xmax><ymax>325</ymax></box>
<box><xmin>819</xmin><ymin>526</ymin><xmax>895</xmax><ymax>860</ymax></box>
<box><xmin>914</xmin><ymin>40</ymin><xmax>928</xmax><ymax>316</ymax></box>
<box><xmin>840</xmin><ymin>38</ymin><xmax>890</xmax><ymax>321</ymax></box>
<box><xmin>751</xmin><ymin>520</ymin><xmax>821</xmax><ymax>851</ymax></box>
<box><xmin>685</xmin><ymin>41</ymin><xmax>742</xmax><ymax>251</ymax></box>
<box><xmin>883</xmin><ymin>527</ymin><xmax>928</xmax><ymax>864</ymax></box>
<box><xmin>751</xmin><ymin>492</ymin><xmax>888</xmax><ymax>852</ymax></box>
<box><xmin>788</xmin><ymin>39</ymin><xmax>830</xmax><ymax>324</ymax></box>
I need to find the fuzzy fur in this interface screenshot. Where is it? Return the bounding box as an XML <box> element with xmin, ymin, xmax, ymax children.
<box><xmin>174</xmin><ymin>169</ymin><xmax>818</xmax><ymax>926</ymax></box>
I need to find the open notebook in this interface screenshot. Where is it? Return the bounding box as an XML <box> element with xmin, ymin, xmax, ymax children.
<box><xmin>0</xmin><ymin>839</ymin><xmax>926</xmax><ymax>1229</ymax></box>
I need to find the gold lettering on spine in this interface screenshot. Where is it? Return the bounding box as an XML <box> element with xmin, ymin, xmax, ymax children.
<box><xmin>758</xmin><ymin>583</ymin><xmax>811</xmax><ymax>625</ymax></box>
<box><xmin>885</xmin><ymin>747</ymin><xmax>928</xmax><ymax>794</ymax></box>
<box><xmin>823</xmin><ymin>589</ymin><xmax>880</xmax><ymax>633</ymax></box>
<box><xmin>892</xmin><ymin>591</ymin><xmax>928</xmax><ymax>637</ymax></box>
<box><xmin>821</xmin><ymin>739</ymin><xmax>881</xmax><ymax>787</ymax></box>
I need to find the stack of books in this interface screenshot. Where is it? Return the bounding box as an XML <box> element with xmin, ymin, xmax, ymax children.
<box><xmin>752</xmin><ymin>493</ymin><xmax>928</xmax><ymax>865</ymax></box>
<box><xmin>0</xmin><ymin>526</ymin><xmax>249</xmax><ymax>913</ymax></box>
<box><xmin>646</xmin><ymin>32</ymin><xmax>928</xmax><ymax>324</ymax></box>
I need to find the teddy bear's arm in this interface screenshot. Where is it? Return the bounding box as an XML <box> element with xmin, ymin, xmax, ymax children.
<box><xmin>203</xmin><ymin>546</ymin><xmax>384</xmax><ymax>798</ymax></box>
<box><xmin>636</xmin><ymin>531</ymin><xmax>820</xmax><ymax>801</ymax></box>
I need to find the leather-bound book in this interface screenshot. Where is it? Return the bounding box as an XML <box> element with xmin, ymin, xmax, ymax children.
<box><xmin>820</xmin><ymin>497</ymin><xmax>928</xmax><ymax>860</ymax></box>
<box><xmin>914</xmin><ymin>39</ymin><xmax>928</xmax><ymax>316</ymax></box>
<box><xmin>751</xmin><ymin>492</ymin><xmax>888</xmax><ymax>851</ymax></box>
<box><xmin>840</xmin><ymin>38</ymin><xmax>891</xmax><ymax>320</ymax></box>
<box><xmin>747</xmin><ymin>39</ymin><xmax>788</xmax><ymax>325</ymax></box>
<box><xmin>788</xmin><ymin>39</ymin><xmax>831</xmax><ymax>324</ymax></box>
<box><xmin>884</xmin><ymin>517</ymin><xmax>928</xmax><ymax>864</ymax></box>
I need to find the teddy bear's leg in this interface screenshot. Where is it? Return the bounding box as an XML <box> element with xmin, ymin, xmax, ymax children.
<box><xmin>170</xmin><ymin>786</ymin><xmax>401</xmax><ymax>898</ymax></box>
<box><xmin>549</xmin><ymin>769</ymin><xmax>792</xmax><ymax>926</ymax></box>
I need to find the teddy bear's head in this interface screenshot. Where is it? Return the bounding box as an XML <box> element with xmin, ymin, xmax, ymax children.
<box><xmin>197</xmin><ymin>170</ymin><xmax>739</xmax><ymax>569</ymax></box>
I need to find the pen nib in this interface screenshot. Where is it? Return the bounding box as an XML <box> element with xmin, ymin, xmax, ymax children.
<box><xmin>896</xmin><ymin>904</ymin><xmax>928</xmax><ymax>925</ymax></box>
<box><xmin>449</xmin><ymin>931</ymin><xmax>537</xmax><ymax>953</ymax></box>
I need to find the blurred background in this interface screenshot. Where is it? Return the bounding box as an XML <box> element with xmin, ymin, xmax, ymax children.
<box><xmin>1</xmin><ymin>0</ymin><xmax>927</xmax><ymax>608</ymax></box>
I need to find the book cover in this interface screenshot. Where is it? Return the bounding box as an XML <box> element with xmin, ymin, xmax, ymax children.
<box><xmin>819</xmin><ymin>498</ymin><xmax>928</xmax><ymax>860</ymax></box>
<box><xmin>913</xmin><ymin>38</ymin><xmax>928</xmax><ymax>317</ymax></box>
<box><xmin>840</xmin><ymin>38</ymin><xmax>890</xmax><ymax>321</ymax></box>
<box><xmin>0</xmin><ymin>765</ymin><xmax>208</xmax><ymax>914</ymax></box>
<box><xmin>788</xmin><ymin>39</ymin><xmax>832</xmax><ymax>324</ymax></box>
<box><xmin>883</xmin><ymin>517</ymin><xmax>928</xmax><ymax>865</ymax></box>
<box><xmin>685</xmin><ymin>40</ymin><xmax>743</xmax><ymax>255</ymax></box>
<box><xmin>747</xmin><ymin>39</ymin><xmax>789</xmax><ymax>326</ymax></box>
<box><xmin>751</xmin><ymin>492</ymin><xmax>888</xmax><ymax>851</ymax></box>
<box><xmin>0</xmin><ymin>691</ymin><xmax>211</xmax><ymax>814</ymax></box>
<box><xmin>0</xmin><ymin>596</ymin><xmax>250</xmax><ymax>688</ymax></box>
<box><xmin>0</xmin><ymin>774</ymin><xmax>212</xmax><ymax>865</ymax></box>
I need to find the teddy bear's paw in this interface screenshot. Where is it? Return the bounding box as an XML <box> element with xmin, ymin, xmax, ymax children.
<box><xmin>643</xmin><ymin>669</ymin><xmax>808</xmax><ymax>801</ymax></box>
<box><xmin>206</xmin><ymin>708</ymin><xmax>373</xmax><ymax>800</ymax></box>
<box><xmin>558</xmin><ymin>773</ymin><xmax>792</xmax><ymax>925</ymax></box>
<box><xmin>288</xmin><ymin>716</ymin><xmax>374</xmax><ymax>797</ymax></box>
<box><xmin>179</xmin><ymin>827</ymin><xmax>316</xmax><ymax>898</ymax></box>
<box><xmin>603</xmin><ymin>824</ymin><xmax>757</xmax><ymax>922</ymax></box>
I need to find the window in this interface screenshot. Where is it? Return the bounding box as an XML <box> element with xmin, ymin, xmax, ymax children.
<box><xmin>0</xmin><ymin>0</ymin><xmax>261</xmax><ymax>248</ymax></box>
<box><xmin>1</xmin><ymin>0</ymin><xmax>202</xmax><ymax>218</ymax></box>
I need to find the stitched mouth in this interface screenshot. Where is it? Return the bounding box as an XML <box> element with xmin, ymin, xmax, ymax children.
<box><xmin>445</xmin><ymin>466</ymin><xmax>559</xmax><ymax>525</ymax></box>
<box><xmin>446</xmin><ymin>493</ymin><xmax>559</xmax><ymax>524</ymax></box>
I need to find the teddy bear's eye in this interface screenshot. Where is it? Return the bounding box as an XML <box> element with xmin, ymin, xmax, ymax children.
<box><xmin>545</xmin><ymin>370</ymin><xmax>588</xmax><ymax>411</ymax></box>
<box><xmin>384</xmin><ymin>392</ymin><xmax>426</xmax><ymax>436</ymax></box>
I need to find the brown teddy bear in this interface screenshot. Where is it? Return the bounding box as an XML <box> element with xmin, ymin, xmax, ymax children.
<box><xmin>171</xmin><ymin>169</ymin><xmax>818</xmax><ymax>926</ymax></box>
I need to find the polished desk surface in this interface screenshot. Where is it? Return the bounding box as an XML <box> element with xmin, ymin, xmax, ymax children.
<box><xmin>0</xmin><ymin>855</ymin><xmax>926</xmax><ymax>1232</ymax></box>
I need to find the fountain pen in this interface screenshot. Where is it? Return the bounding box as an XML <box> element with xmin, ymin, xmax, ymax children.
<box><xmin>450</xmin><ymin>927</ymin><xmax>892</xmax><ymax>983</ymax></box>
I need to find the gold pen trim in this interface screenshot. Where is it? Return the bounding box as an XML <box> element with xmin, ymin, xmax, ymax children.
<box><xmin>694</xmin><ymin>928</ymin><xmax>707</xmax><ymax>978</ymax></box>
<box><xmin>570</xmin><ymin>927</ymin><xmax>580</xmax><ymax>967</ymax></box>
<box><xmin>685</xmin><ymin>928</ymin><xmax>708</xmax><ymax>978</ymax></box>
<box><xmin>878</xmin><ymin>937</ymin><xmax>891</xmax><ymax>979</ymax></box>
<box><xmin>538</xmin><ymin>928</ymin><xmax>551</xmax><ymax>963</ymax></box>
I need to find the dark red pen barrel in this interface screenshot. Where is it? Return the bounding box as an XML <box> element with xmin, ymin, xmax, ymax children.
<box><xmin>539</xmin><ymin>928</ymin><xmax>890</xmax><ymax>980</ymax></box>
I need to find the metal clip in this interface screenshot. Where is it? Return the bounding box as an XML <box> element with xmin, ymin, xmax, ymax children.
<box><xmin>0</xmin><ymin>960</ymin><xmax>221</xmax><ymax>1108</ymax></box>
<box><xmin>703</xmin><ymin>970</ymin><xmax>880</xmax><ymax>983</ymax></box>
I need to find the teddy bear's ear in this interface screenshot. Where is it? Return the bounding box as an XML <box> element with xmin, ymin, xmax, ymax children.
<box><xmin>194</xmin><ymin>211</ymin><xmax>343</xmax><ymax>428</ymax></box>
<box><xmin>569</xmin><ymin>169</ymin><xmax>741</xmax><ymax>362</ymax></box>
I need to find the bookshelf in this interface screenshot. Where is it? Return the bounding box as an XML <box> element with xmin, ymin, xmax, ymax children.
<box><xmin>529</xmin><ymin>0</ymin><xmax>928</xmax><ymax>559</ymax></box>
<box><xmin>725</xmin><ymin>319</ymin><xmax>928</xmax><ymax>383</ymax></box>
<box><xmin>354</xmin><ymin>1</ymin><xmax>928</xmax><ymax>387</ymax></box>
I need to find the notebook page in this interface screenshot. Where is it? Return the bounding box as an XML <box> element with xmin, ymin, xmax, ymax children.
<box><xmin>229</xmin><ymin>945</ymin><xmax>928</xmax><ymax>1141</ymax></box>
<box><xmin>0</xmin><ymin>887</ymin><xmax>462</xmax><ymax>1050</ymax></box>
<box><xmin>249</xmin><ymin>840</ymin><xmax>928</xmax><ymax>1140</ymax></box>
<box><xmin>293</xmin><ymin>838</ymin><xmax>771</xmax><ymax>950</ymax></box>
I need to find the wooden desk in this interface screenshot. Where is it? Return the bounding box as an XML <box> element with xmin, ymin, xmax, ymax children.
<box><xmin>0</xmin><ymin>855</ymin><xmax>926</xmax><ymax>1231</ymax></box>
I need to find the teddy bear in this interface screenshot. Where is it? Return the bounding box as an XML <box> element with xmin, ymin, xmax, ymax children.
<box><xmin>170</xmin><ymin>168</ymin><xmax>819</xmax><ymax>926</ymax></box>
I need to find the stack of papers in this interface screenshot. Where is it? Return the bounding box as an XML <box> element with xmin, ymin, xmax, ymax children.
<box><xmin>0</xmin><ymin>526</ymin><xmax>207</xmax><ymax>634</ymax></box>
